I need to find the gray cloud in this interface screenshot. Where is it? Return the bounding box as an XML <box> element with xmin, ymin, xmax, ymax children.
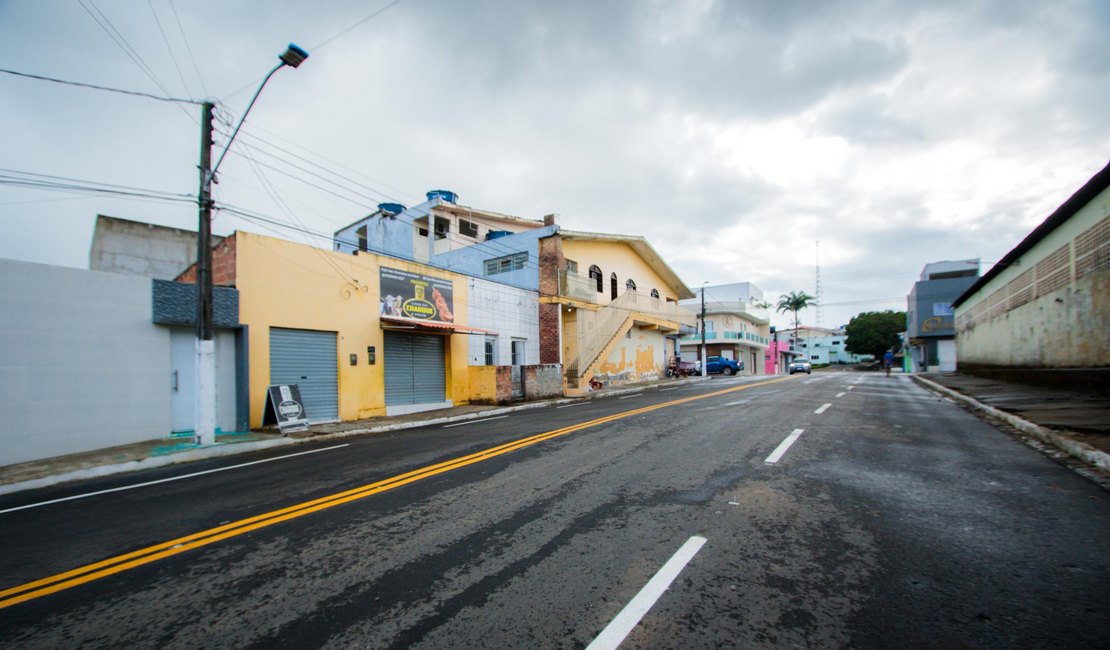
<box><xmin>1</xmin><ymin>0</ymin><xmax>1107</xmax><ymax>332</ymax></box>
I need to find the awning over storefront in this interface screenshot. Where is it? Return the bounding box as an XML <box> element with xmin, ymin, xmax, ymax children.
<box><xmin>380</xmin><ymin>315</ymin><xmax>497</xmax><ymax>335</ymax></box>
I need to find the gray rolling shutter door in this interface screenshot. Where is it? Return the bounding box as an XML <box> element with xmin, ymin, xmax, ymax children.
<box><xmin>412</xmin><ymin>334</ymin><xmax>446</xmax><ymax>403</ymax></box>
<box><xmin>270</xmin><ymin>328</ymin><xmax>338</xmax><ymax>422</ymax></box>
<box><xmin>384</xmin><ymin>331</ymin><xmax>445</xmax><ymax>406</ymax></box>
<box><xmin>384</xmin><ymin>331</ymin><xmax>414</xmax><ymax>406</ymax></box>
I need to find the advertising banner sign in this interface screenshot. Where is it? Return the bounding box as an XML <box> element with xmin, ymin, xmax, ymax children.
<box><xmin>263</xmin><ymin>384</ymin><xmax>309</xmax><ymax>433</ymax></box>
<box><xmin>379</xmin><ymin>267</ymin><xmax>455</xmax><ymax>322</ymax></box>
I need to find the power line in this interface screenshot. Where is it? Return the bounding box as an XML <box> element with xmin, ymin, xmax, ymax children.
<box><xmin>147</xmin><ymin>0</ymin><xmax>194</xmax><ymax>98</ymax></box>
<box><xmin>0</xmin><ymin>168</ymin><xmax>195</xmax><ymax>203</ymax></box>
<box><xmin>218</xmin><ymin>0</ymin><xmax>409</xmax><ymax>102</ymax></box>
<box><xmin>310</xmin><ymin>0</ymin><xmax>409</xmax><ymax>51</ymax></box>
<box><xmin>167</xmin><ymin>0</ymin><xmax>208</xmax><ymax>98</ymax></box>
<box><xmin>79</xmin><ymin>0</ymin><xmax>173</xmax><ymax>99</ymax></box>
<box><xmin>0</xmin><ymin>67</ymin><xmax>201</xmax><ymax>104</ymax></box>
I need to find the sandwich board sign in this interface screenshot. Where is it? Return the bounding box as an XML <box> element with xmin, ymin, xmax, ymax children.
<box><xmin>263</xmin><ymin>384</ymin><xmax>309</xmax><ymax>433</ymax></box>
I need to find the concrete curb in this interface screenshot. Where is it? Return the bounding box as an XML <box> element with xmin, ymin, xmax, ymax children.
<box><xmin>913</xmin><ymin>375</ymin><xmax>1110</xmax><ymax>473</ymax></box>
<box><xmin>0</xmin><ymin>437</ymin><xmax>298</xmax><ymax>497</ymax></box>
<box><xmin>0</xmin><ymin>376</ymin><xmax>713</xmax><ymax>496</ymax></box>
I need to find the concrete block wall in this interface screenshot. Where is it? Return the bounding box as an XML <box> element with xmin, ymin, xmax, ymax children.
<box><xmin>524</xmin><ymin>364</ymin><xmax>563</xmax><ymax>399</ymax></box>
<box><xmin>89</xmin><ymin>215</ymin><xmax>222</xmax><ymax>280</ymax></box>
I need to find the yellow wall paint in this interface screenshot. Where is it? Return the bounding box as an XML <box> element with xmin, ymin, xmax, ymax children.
<box><xmin>233</xmin><ymin>231</ymin><xmax>473</xmax><ymax>427</ymax></box>
<box><xmin>467</xmin><ymin>366</ymin><xmax>497</xmax><ymax>403</ymax></box>
<box><xmin>560</xmin><ymin>239</ymin><xmax>680</xmax><ymax>303</ymax></box>
<box><xmin>595</xmin><ymin>327</ymin><xmax>666</xmax><ymax>384</ymax></box>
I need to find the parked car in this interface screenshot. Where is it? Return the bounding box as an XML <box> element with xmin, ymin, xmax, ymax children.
<box><xmin>788</xmin><ymin>359</ymin><xmax>812</xmax><ymax>375</ymax></box>
<box><xmin>705</xmin><ymin>356</ymin><xmax>743</xmax><ymax>375</ymax></box>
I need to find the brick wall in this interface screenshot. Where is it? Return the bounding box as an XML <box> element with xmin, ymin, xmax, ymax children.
<box><xmin>538</xmin><ymin>234</ymin><xmax>565</xmax><ymax>365</ymax></box>
<box><xmin>495</xmin><ymin>366</ymin><xmax>513</xmax><ymax>403</ymax></box>
<box><xmin>176</xmin><ymin>233</ymin><xmax>238</xmax><ymax>287</ymax></box>
<box><xmin>539</xmin><ymin>303</ymin><xmax>561</xmax><ymax>364</ymax></box>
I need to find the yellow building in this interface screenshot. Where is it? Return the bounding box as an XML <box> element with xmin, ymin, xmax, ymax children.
<box><xmin>539</xmin><ymin>229</ymin><xmax>697</xmax><ymax>392</ymax></box>
<box><xmin>198</xmin><ymin>230</ymin><xmax>501</xmax><ymax>427</ymax></box>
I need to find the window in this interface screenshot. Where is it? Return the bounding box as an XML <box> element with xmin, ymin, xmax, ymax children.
<box><xmin>566</xmin><ymin>259</ymin><xmax>578</xmax><ymax>273</ymax></box>
<box><xmin>433</xmin><ymin>217</ymin><xmax>450</xmax><ymax>240</ymax></box>
<box><xmin>626</xmin><ymin>279</ymin><xmax>637</xmax><ymax>291</ymax></box>
<box><xmin>610</xmin><ymin>273</ymin><xmax>618</xmax><ymax>300</ymax></box>
<box><xmin>459</xmin><ymin>219</ymin><xmax>479</xmax><ymax>238</ymax></box>
<box><xmin>589</xmin><ymin>265</ymin><xmax>603</xmax><ymax>292</ymax></box>
<box><xmin>650</xmin><ymin>288</ymin><xmax>660</xmax><ymax>299</ymax></box>
<box><xmin>418</xmin><ymin>227</ymin><xmax>428</xmax><ymax>237</ymax></box>
<box><xmin>511</xmin><ymin>339</ymin><xmax>525</xmax><ymax>366</ymax></box>
<box><xmin>484</xmin><ymin>337</ymin><xmax>496</xmax><ymax>365</ymax></box>
<box><xmin>356</xmin><ymin>225</ymin><xmax>367</xmax><ymax>252</ymax></box>
<box><xmin>484</xmin><ymin>252</ymin><xmax>528</xmax><ymax>275</ymax></box>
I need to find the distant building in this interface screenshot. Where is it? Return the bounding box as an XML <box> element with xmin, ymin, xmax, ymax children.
<box><xmin>953</xmin><ymin>161</ymin><xmax>1110</xmax><ymax>389</ymax></box>
<box><xmin>678</xmin><ymin>283</ymin><xmax>771</xmax><ymax>374</ymax></box>
<box><xmin>775</xmin><ymin>325</ymin><xmax>873</xmax><ymax>366</ymax></box>
<box><xmin>905</xmin><ymin>260</ymin><xmax>980</xmax><ymax>372</ymax></box>
<box><xmin>89</xmin><ymin>215</ymin><xmax>219</xmax><ymax>280</ymax></box>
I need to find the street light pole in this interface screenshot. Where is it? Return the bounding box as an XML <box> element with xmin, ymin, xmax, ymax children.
<box><xmin>194</xmin><ymin>43</ymin><xmax>308</xmax><ymax>446</ymax></box>
<box><xmin>700</xmin><ymin>282</ymin><xmax>707</xmax><ymax>377</ymax></box>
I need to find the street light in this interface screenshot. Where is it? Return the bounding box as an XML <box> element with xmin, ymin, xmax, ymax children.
<box><xmin>194</xmin><ymin>43</ymin><xmax>309</xmax><ymax>446</ymax></box>
<box><xmin>700</xmin><ymin>281</ymin><xmax>708</xmax><ymax>377</ymax></box>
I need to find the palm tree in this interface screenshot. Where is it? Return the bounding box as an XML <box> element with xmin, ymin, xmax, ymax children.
<box><xmin>776</xmin><ymin>291</ymin><xmax>815</xmax><ymax>355</ymax></box>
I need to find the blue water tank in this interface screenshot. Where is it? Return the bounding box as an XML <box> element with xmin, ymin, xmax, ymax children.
<box><xmin>378</xmin><ymin>202</ymin><xmax>406</xmax><ymax>216</ymax></box>
<box><xmin>486</xmin><ymin>230</ymin><xmax>511</xmax><ymax>240</ymax></box>
<box><xmin>426</xmin><ymin>189</ymin><xmax>458</xmax><ymax>204</ymax></box>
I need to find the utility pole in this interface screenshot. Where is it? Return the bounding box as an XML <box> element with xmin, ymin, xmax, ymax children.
<box><xmin>194</xmin><ymin>100</ymin><xmax>216</xmax><ymax>446</ymax></box>
<box><xmin>700</xmin><ymin>283</ymin><xmax>707</xmax><ymax>377</ymax></box>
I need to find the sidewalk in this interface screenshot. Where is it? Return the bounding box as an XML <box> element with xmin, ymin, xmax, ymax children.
<box><xmin>0</xmin><ymin>375</ymin><xmax>711</xmax><ymax>496</ymax></box>
<box><xmin>914</xmin><ymin>371</ymin><xmax>1110</xmax><ymax>473</ymax></box>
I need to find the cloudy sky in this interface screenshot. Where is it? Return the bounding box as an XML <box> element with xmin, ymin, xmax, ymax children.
<box><xmin>2</xmin><ymin>0</ymin><xmax>1107</xmax><ymax>329</ymax></box>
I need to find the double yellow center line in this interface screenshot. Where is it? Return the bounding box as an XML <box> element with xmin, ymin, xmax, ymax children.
<box><xmin>0</xmin><ymin>376</ymin><xmax>790</xmax><ymax>609</ymax></box>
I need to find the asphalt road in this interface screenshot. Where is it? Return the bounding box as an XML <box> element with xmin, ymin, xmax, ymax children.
<box><xmin>2</xmin><ymin>371</ymin><xmax>1108</xmax><ymax>648</ymax></box>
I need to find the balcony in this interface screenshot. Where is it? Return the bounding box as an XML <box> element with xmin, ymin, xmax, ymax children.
<box><xmin>558</xmin><ymin>269</ymin><xmax>600</xmax><ymax>304</ymax></box>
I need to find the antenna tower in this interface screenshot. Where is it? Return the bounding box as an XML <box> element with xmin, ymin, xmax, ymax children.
<box><xmin>815</xmin><ymin>240</ymin><xmax>824</xmax><ymax>328</ymax></box>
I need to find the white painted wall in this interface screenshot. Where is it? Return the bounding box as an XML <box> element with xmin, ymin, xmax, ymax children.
<box><xmin>0</xmin><ymin>259</ymin><xmax>239</xmax><ymax>466</ymax></box>
<box><xmin>464</xmin><ymin>278</ymin><xmax>540</xmax><ymax>367</ymax></box>
<box><xmin>937</xmin><ymin>339</ymin><xmax>957</xmax><ymax>371</ymax></box>
<box><xmin>0</xmin><ymin>259</ymin><xmax>170</xmax><ymax>465</ymax></box>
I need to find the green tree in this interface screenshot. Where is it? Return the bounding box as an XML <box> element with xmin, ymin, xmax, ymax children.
<box><xmin>776</xmin><ymin>291</ymin><xmax>815</xmax><ymax>349</ymax></box>
<box><xmin>845</xmin><ymin>310</ymin><xmax>907</xmax><ymax>358</ymax></box>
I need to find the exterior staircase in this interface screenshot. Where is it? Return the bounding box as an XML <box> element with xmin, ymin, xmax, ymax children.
<box><xmin>565</xmin><ymin>292</ymin><xmax>696</xmax><ymax>391</ymax></box>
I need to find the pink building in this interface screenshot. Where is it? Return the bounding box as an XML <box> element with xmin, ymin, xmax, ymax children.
<box><xmin>765</xmin><ymin>337</ymin><xmax>793</xmax><ymax>375</ymax></box>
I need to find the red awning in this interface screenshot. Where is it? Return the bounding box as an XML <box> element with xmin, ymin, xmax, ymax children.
<box><xmin>380</xmin><ymin>315</ymin><xmax>497</xmax><ymax>335</ymax></box>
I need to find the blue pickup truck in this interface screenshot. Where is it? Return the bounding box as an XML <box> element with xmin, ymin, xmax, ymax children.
<box><xmin>705</xmin><ymin>356</ymin><xmax>743</xmax><ymax>375</ymax></box>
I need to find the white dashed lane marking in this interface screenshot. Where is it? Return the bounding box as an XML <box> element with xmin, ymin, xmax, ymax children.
<box><xmin>765</xmin><ymin>429</ymin><xmax>804</xmax><ymax>464</ymax></box>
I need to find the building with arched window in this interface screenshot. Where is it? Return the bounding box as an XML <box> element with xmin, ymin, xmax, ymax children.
<box><xmin>334</xmin><ymin>199</ymin><xmax>697</xmax><ymax>393</ymax></box>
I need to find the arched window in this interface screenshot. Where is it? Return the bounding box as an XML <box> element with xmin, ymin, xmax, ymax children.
<box><xmin>650</xmin><ymin>288</ymin><xmax>660</xmax><ymax>299</ymax></box>
<box><xmin>626</xmin><ymin>279</ymin><xmax>637</xmax><ymax>291</ymax></box>
<box><xmin>589</xmin><ymin>265</ymin><xmax>603</xmax><ymax>292</ymax></box>
<box><xmin>610</xmin><ymin>273</ymin><xmax>618</xmax><ymax>300</ymax></box>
